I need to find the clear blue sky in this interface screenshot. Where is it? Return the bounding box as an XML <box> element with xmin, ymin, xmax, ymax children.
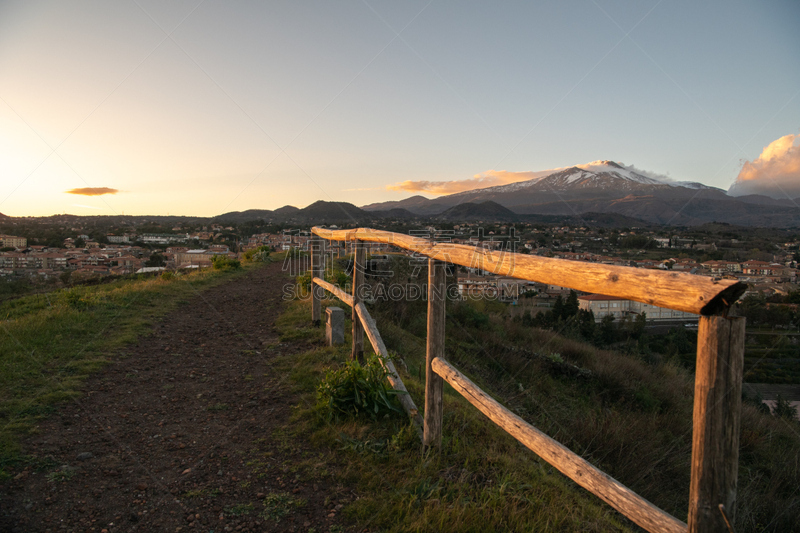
<box><xmin>1</xmin><ymin>0</ymin><xmax>798</xmax><ymax>216</ymax></box>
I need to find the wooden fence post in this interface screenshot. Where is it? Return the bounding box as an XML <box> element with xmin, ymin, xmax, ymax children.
<box><xmin>351</xmin><ymin>239</ymin><xmax>365</xmax><ymax>362</ymax></box>
<box><xmin>311</xmin><ymin>236</ymin><xmax>324</xmax><ymax>326</ymax></box>
<box><xmin>424</xmin><ymin>258</ymin><xmax>446</xmax><ymax>451</ymax></box>
<box><xmin>688</xmin><ymin>315</ymin><xmax>746</xmax><ymax>532</ymax></box>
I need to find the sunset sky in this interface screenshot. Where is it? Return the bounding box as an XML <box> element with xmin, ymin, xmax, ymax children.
<box><xmin>1</xmin><ymin>0</ymin><xmax>799</xmax><ymax>217</ymax></box>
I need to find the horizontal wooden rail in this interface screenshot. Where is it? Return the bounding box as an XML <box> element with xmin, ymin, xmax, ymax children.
<box><xmin>313</xmin><ymin>277</ymin><xmax>353</xmax><ymax>307</ymax></box>
<box><xmin>312</xmin><ymin>277</ymin><xmax>421</xmax><ymax>430</ymax></box>
<box><xmin>356</xmin><ymin>302</ymin><xmax>423</xmax><ymax>433</ymax></box>
<box><xmin>311</xmin><ymin>227</ymin><xmax>745</xmax><ymax>316</ymax></box>
<box><xmin>431</xmin><ymin>357</ymin><xmax>687</xmax><ymax>533</ymax></box>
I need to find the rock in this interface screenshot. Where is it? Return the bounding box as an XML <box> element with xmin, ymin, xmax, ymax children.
<box><xmin>136</xmin><ymin>483</ymin><xmax>147</xmax><ymax>491</ymax></box>
<box><xmin>76</xmin><ymin>452</ymin><xmax>93</xmax><ymax>461</ymax></box>
<box><xmin>182</xmin><ymin>468</ymin><xmax>192</xmax><ymax>475</ymax></box>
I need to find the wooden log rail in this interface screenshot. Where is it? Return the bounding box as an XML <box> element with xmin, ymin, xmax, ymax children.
<box><xmin>313</xmin><ymin>277</ymin><xmax>353</xmax><ymax>307</ymax></box>
<box><xmin>356</xmin><ymin>302</ymin><xmax>424</xmax><ymax>434</ymax></box>
<box><xmin>311</xmin><ymin>226</ymin><xmax>745</xmax><ymax>316</ymax></box>
<box><xmin>309</xmin><ymin>226</ymin><xmax>747</xmax><ymax>532</ymax></box>
<box><xmin>432</xmin><ymin>357</ymin><xmax>687</xmax><ymax>533</ymax></box>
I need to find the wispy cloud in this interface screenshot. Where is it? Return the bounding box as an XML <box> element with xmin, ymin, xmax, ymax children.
<box><xmin>65</xmin><ymin>187</ymin><xmax>119</xmax><ymax>196</ymax></box>
<box><xmin>729</xmin><ymin>133</ymin><xmax>800</xmax><ymax>198</ymax></box>
<box><xmin>387</xmin><ymin>169</ymin><xmax>555</xmax><ymax>195</ymax></box>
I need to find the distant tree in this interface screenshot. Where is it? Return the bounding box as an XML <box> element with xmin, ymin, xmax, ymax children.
<box><xmin>59</xmin><ymin>270</ymin><xmax>72</xmax><ymax>286</ymax></box>
<box><xmin>773</xmin><ymin>394</ymin><xmax>797</xmax><ymax>421</ymax></box>
<box><xmin>631</xmin><ymin>312</ymin><xmax>647</xmax><ymax>340</ymax></box>
<box><xmin>74</xmin><ymin>237</ymin><xmax>85</xmax><ymax>248</ymax></box>
<box><xmin>146</xmin><ymin>253</ymin><xmax>166</xmax><ymax>267</ymax></box>
<box><xmin>563</xmin><ymin>290</ymin><xmax>579</xmax><ymax>319</ymax></box>
<box><xmin>577</xmin><ymin>309</ymin><xmax>596</xmax><ymax>340</ymax></box>
<box><xmin>599</xmin><ymin>314</ymin><xmax>616</xmax><ymax>345</ymax></box>
<box><xmin>552</xmin><ymin>295</ymin><xmax>564</xmax><ymax>321</ymax></box>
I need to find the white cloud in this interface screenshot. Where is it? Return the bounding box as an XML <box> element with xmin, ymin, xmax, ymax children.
<box><xmin>729</xmin><ymin>133</ymin><xmax>800</xmax><ymax>198</ymax></box>
<box><xmin>387</xmin><ymin>169</ymin><xmax>558</xmax><ymax>195</ymax></box>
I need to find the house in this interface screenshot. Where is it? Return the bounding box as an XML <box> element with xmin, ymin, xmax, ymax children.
<box><xmin>578</xmin><ymin>294</ymin><xmax>697</xmax><ymax>322</ymax></box>
<box><xmin>0</xmin><ymin>235</ymin><xmax>27</xmax><ymax>249</ymax></box>
<box><xmin>174</xmin><ymin>249</ymin><xmax>231</xmax><ymax>268</ymax></box>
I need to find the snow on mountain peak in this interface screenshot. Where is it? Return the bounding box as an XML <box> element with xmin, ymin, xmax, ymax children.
<box><xmin>573</xmin><ymin>161</ymin><xmax>663</xmax><ymax>185</ymax></box>
<box><xmin>450</xmin><ymin>160</ymin><xmax>712</xmax><ymax>196</ymax></box>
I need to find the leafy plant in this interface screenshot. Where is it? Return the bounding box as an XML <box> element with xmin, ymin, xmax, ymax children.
<box><xmin>224</xmin><ymin>503</ymin><xmax>254</xmax><ymax>516</ymax></box>
<box><xmin>46</xmin><ymin>467</ymin><xmax>75</xmax><ymax>483</ymax></box>
<box><xmin>262</xmin><ymin>492</ymin><xmax>305</xmax><ymax>521</ymax></box>
<box><xmin>316</xmin><ymin>354</ymin><xmax>405</xmax><ymax>421</ymax></box>
<box><xmin>243</xmin><ymin>246</ymin><xmax>271</xmax><ymax>262</ymax></box>
<box><xmin>211</xmin><ymin>255</ymin><xmax>241</xmax><ymax>270</ymax></box>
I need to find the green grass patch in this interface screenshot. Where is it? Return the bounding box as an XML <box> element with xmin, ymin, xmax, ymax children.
<box><xmin>262</xmin><ymin>492</ymin><xmax>306</xmax><ymax>521</ymax></box>
<box><xmin>0</xmin><ymin>263</ymin><xmax>260</xmax><ymax>476</ymax></box>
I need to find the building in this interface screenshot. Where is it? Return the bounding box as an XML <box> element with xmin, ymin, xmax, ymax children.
<box><xmin>174</xmin><ymin>249</ymin><xmax>231</xmax><ymax>268</ymax></box>
<box><xmin>0</xmin><ymin>235</ymin><xmax>27</xmax><ymax>249</ymax></box>
<box><xmin>141</xmin><ymin>233</ymin><xmax>190</xmax><ymax>244</ymax></box>
<box><xmin>578</xmin><ymin>294</ymin><xmax>697</xmax><ymax>322</ymax></box>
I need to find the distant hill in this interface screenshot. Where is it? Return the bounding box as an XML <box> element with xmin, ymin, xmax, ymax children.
<box><xmin>214</xmin><ymin>209</ymin><xmax>274</xmax><ymax>223</ymax></box>
<box><xmin>436</xmin><ymin>201</ymin><xmax>518</xmax><ymax>222</ymax></box>
<box><xmin>273</xmin><ymin>205</ymin><xmax>300</xmax><ymax>216</ymax></box>
<box><xmin>290</xmin><ymin>200</ymin><xmax>372</xmax><ymax>223</ymax></box>
<box><xmin>213</xmin><ymin>201</ymin><xmax>419</xmax><ymax>224</ymax></box>
<box><xmin>368</xmin><ymin>208</ymin><xmax>417</xmax><ymax>220</ymax></box>
<box><xmin>361</xmin><ymin>195</ymin><xmax>433</xmax><ymax>212</ymax></box>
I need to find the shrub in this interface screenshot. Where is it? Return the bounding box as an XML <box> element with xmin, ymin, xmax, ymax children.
<box><xmin>211</xmin><ymin>255</ymin><xmax>241</xmax><ymax>270</ymax></box>
<box><xmin>316</xmin><ymin>354</ymin><xmax>405</xmax><ymax>421</ymax></box>
<box><xmin>243</xmin><ymin>246</ymin><xmax>271</xmax><ymax>262</ymax></box>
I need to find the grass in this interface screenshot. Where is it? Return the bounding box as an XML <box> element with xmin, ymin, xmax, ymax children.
<box><xmin>0</xmin><ymin>264</ymin><xmax>259</xmax><ymax>477</ymax></box>
<box><xmin>261</xmin><ymin>492</ymin><xmax>306</xmax><ymax>521</ymax></box>
<box><xmin>270</xmin><ymin>297</ymin><xmax>633</xmax><ymax>532</ymax></box>
<box><xmin>271</xmin><ymin>291</ymin><xmax>800</xmax><ymax>532</ymax></box>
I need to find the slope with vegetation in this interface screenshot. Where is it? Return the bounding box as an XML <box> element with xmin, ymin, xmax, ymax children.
<box><xmin>276</xmin><ymin>254</ymin><xmax>800</xmax><ymax>531</ymax></box>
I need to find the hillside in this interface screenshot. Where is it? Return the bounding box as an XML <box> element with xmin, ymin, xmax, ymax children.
<box><xmin>2</xmin><ymin>254</ymin><xmax>798</xmax><ymax>531</ymax></box>
<box><xmin>436</xmin><ymin>201</ymin><xmax>518</xmax><ymax>221</ymax></box>
<box><xmin>214</xmin><ymin>201</ymin><xmax>416</xmax><ymax>224</ymax></box>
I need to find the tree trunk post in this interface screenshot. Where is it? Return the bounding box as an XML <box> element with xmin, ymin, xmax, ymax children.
<box><xmin>311</xmin><ymin>236</ymin><xmax>324</xmax><ymax>327</ymax></box>
<box><xmin>351</xmin><ymin>239</ymin><xmax>365</xmax><ymax>362</ymax></box>
<box><xmin>688</xmin><ymin>315</ymin><xmax>746</xmax><ymax>532</ymax></box>
<box><xmin>424</xmin><ymin>258</ymin><xmax>446</xmax><ymax>451</ymax></box>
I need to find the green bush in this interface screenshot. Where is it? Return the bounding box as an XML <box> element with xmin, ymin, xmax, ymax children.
<box><xmin>243</xmin><ymin>246</ymin><xmax>271</xmax><ymax>262</ymax></box>
<box><xmin>316</xmin><ymin>355</ymin><xmax>405</xmax><ymax>421</ymax></box>
<box><xmin>211</xmin><ymin>255</ymin><xmax>241</xmax><ymax>270</ymax></box>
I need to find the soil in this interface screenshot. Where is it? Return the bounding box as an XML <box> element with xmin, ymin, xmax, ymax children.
<box><xmin>1</xmin><ymin>261</ymin><xmax>352</xmax><ymax>533</ymax></box>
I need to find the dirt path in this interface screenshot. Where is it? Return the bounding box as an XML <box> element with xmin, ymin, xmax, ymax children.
<box><xmin>1</xmin><ymin>262</ymin><xmax>349</xmax><ymax>533</ymax></box>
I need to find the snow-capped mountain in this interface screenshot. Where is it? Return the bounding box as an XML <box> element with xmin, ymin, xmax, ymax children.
<box><xmin>362</xmin><ymin>160</ymin><xmax>800</xmax><ymax>226</ymax></box>
<box><xmin>451</xmin><ymin>160</ymin><xmax>705</xmax><ymax>196</ymax></box>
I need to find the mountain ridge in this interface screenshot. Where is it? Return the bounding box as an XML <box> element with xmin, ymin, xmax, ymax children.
<box><xmin>361</xmin><ymin>160</ymin><xmax>800</xmax><ymax>227</ymax></box>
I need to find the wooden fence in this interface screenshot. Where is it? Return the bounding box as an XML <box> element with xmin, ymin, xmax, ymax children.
<box><xmin>308</xmin><ymin>227</ymin><xmax>747</xmax><ymax>533</ymax></box>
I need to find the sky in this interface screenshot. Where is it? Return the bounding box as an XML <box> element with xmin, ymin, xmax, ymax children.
<box><xmin>1</xmin><ymin>0</ymin><xmax>798</xmax><ymax>217</ymax></box>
